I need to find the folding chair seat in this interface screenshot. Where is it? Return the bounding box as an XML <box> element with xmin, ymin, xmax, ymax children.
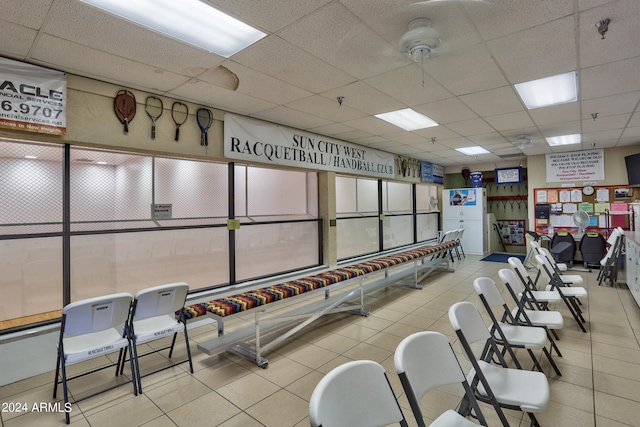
<box><xmin>507</xmin><ymin>257</ymin><xmax>561</xmax><ymax>310</ymax></box>
<box><xmin>534</xmin><ymin>255</ymin><xmax>587</xmax><ymax>333</ymax></box>
<box><xmin>473</xmin><ymin>277</ymin><xmax>561</xmax><ymax>376</ymax></box>
<box><xmin>53</xmin><ymin>293</ymin><xmax>136</xmax><ymax>424</ymax></box>
<box><xmin>498</xmin><ymin>268</ymin><xmax>563</xmax><ymax>358</ymax></box>
<box><xmin>448</xmin><ymin>302</ymin><xmax>550</xmax><ymax>427</ymax></box>
<box><xmin>394</xmin><ymin>331</ymin><xmax>487</xmax><ymax>427</ymax></box>
<box><xmin>538</xmin><ymin>247</ymin><xmax>583</xmax><ymax>286</ymax></box>
<box><xmin>309</xmin><ymin>359</ymin><xmax>409</xmax><ymax>427</ymax></box>
<box><xmin>121</xmin><ymin>282</ymin><xmax>193</xmax><ymax>393</ymax></box>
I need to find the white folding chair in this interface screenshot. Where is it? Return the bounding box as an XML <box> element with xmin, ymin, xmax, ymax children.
<box><xmin>538</xmin><ymin>247</ymin><xmax>584</xmax><ymax>286</ymax></box>
<box><xmin>309</xmin><ymin>359</ymin><xmax>409</xmax><ymax>427</ymax></box>
<box><xmin>598</xmin><ymin>227</ymin><xmax>625</xmax><ymax>286</ymax></box>
<box><xmin>498</xmin><ymin>268</ymin><xmax>563</xmax><ymax>357</ymax></box>
<box><xmin>120</xmin><ymin>282</ymin><xmax>193</xmax><ymax>394</ymax></box>
<box><xmin>534</xmin><ymin>255</ymin><xmax>588</xmax><ymax>333</ymax></box>
<box><xmin>473</xmin><ymin>277</ymin><xmax>561</xmax><ymax>376</ymax></box>
<box><xmin>448</xmin><ymin>302</ymin><xmax>550</xmax><ymax>427</ymax></box>
<box><xmin>395</xmin><ymin>331</ymin><xmax>487</xmax><ymax>427</ymax></box>
<box><xmin>507</xmin><ymin>257</ymin><xmax>561</xmax><ymax>310</ymax></box>
<box><xmin>53</xmin><ymin>293</ymin><xmax>136</xmax><ymax>424</ymax></box>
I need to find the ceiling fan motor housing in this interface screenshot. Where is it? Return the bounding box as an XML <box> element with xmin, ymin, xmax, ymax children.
<box><xmin>400</xmin><ymin>18</ymin><xmax>441</xmax><ymax>60</ymax></box>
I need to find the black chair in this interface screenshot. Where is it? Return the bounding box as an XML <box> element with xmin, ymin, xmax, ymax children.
<box><xmin>550</xmin><ymin>232</ymin><xmax>576</xmax><ymax>265</ymax></box>
<box><xmin>579</xmin><ymin>232</ymin><xmax>607</xmax><ymax>268</ymax></box>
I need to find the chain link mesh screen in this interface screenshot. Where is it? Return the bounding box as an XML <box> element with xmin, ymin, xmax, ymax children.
<box><xmin>0</xmin><ymin>140</ymin><xmax>63</xmax><ymax>235</ymax></box>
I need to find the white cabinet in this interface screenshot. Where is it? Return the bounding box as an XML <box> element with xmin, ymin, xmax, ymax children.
<box><xmin>443</xmin><ymin>188</ymin><xmax>488</xmax><ymax>256</ymax></box>
<box><xmin>625</xmin><ymin>232</ymin><xmax>640</xmax><ymax>308</ymax></box>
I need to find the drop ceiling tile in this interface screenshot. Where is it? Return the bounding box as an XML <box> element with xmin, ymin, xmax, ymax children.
<box><xmin>392</xmin><ymin>145</ymin><xmax>424</xmax><ymax>155</ymax></box>
<box><xmin>446</xmin><ymin>118</ymin><xmax>495</xmax><ymax>136</ymax></box>
<box><xmin>321</xmin><ymin>81</ymin><xmax>405</xmax><ymax>116</ymax></box>
<box><xmin>579</xmin><ymin>0</ymin><xmax>640</xmax><ymax>68</ymax></box>
<box><xmin>352</xmin><ymin>135</ymin><xmax>389</xmax><ymax>146</ymax></box>
<box><xmin>30</xmin><ymin>35</ymin><xmax>190</xmax><ymax>93</ymax></box>
<box><xmin>459</xmin><ymin>86</ymin><xmax>524</xmax><ymax>117</ymax></box>
<box><xmin>413</xmin><ymin>127</ymin><xmax>460</xmax><ymax>141</ymax></box>
<box><xmin>582</xmin><ymin>113</ymin><xmax>630</xmax><ymax>133</ymax></box>
<box><xmin>465</xmin><ymin>132</ymin><xmax>510</xmax><ymax>146</ymax></box>
<box><xmin>469</xmin><ymin>0</ymin><xmax>573</xmax><ymax>41</ymax></box>
<box><xmin>252</xmin><ymin>106</ymin><xmax>332</xmax><ymax>130</ymax></box>
<box><xmin>334</xmin><ymin>129</ymin><xmax>375</xmax><ymax>141</ymax></box>
<box><xmin>581</xmin><ymin>91</ymin><xmax>640</xmax><ymax>118</ymax></box>
<box><xmin>579</xmin><ymin>0</ymin><xmax>616</xmax><ymax>10</ymax></box>
<box><xmin>311</xmin><ymin>123</ymin><xmax>359</xmax><ymax>136</ymax></box>
<box><xmin>528</xmin><ymin>103</ymin><xmax>581</xmax><ymax>127</ymax></box>
<box><xmin>0</xmin><ymin>21</ymin><xmax>38</xmax><ymax>58</ymax></box>
<box><xmin>488</xmin><ymin>16</ymin><xmax>577</xmax><ymax>84</ymax></box>
<box><xmin>342</xmin><ymin>115</ymin><xmax>406</xmax><ymax>135</ymax></box>
<box><xmin>232</xmin><ymin>36</ymin><xmax>355</xmax><ymax>93</ymax></box>
<box><xmin>285</xmin><ymin>95</ymin><xmax>367</xmax><ymax>123</ymax></box>
<box><xmin>2</xmin><ymin>0</ymin><xmax>52</xmax><ymax>28</ymax></box>
<box><xmin>424</xmin><ymin>43</ymin><xmax>508</xmax><ymax>96</ymax></box>
<box><xmin>210</xmin><ymin>0</ymin><xmax>332</xmax><ymax>33</ymax></box>
<box><xmin>408</xmin><ymin>142</ymin><xmax>450</xmax><ymax>153</ymax></box>
<box><xmin>413</xmin><ymin>97</ymin><xmax>477</xmax><ymax>125</ymax></box>
<box><xmin>44</xmin><ymin>0</ymin><xmax>225</xmax><ymax>77</ymax></box>
<box><xmin>437</xmin><ymin>137</ymin><xmax>476</xmax><ymax>149</ymax></box>
<box><xmin>580</xmin><ymin>56</ymin><xmax>640</xmax><ymax>100</ymax></box>
<box><xmin>169</xmin><ymin>81</ymin><xmax>277</xmax><ymax>114</ymax></box>
<box><xmin>384</xmin><ymin>132</ymin><xmax>429</xmax><ymax>145</ymax></box>
<box><xmin>628</xmin><ymin>112</ymin><xmax>640</xmax><ymax>128</ymax></box>
<box><xmin>484</xmin><ymin>111</ymin><xmax>535</xmax><ymax>131</ymax></box>
<box><xmin>364</xmin><ymin>64</ymin><xmax>454</xmax><ymax>106</ymax></box>
<box><xmin>582</xmin><ymin>129</ymin><xmax>624</xmax><ymax>144</ymax></box>
<box><xmin>538</xmin><ymin>121</ymin><xmax>581</xmax><ymax>137</ymax></box>
<box><xmin>209</xmin><ymin>61</ymin><xmax>313</xmax><ymax>105</ymax></box>
<box><xmin>277</xmin><ymin>2</ymin><xmax>408</xmax><ymax>80</ymax></box>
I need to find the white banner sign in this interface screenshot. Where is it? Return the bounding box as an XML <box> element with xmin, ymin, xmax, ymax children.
<box><xmin>546</xmin><ymin>149</ymin><xmax>604</xmax><ymax>182</ymax></box>
<box><xmin>224</xmin><ymin>113</ymin><xmax>395</xmax><ymax>178</ymax></box>
<box><xmin>0</xmin><ymin>57</ymin><xmax>67</xmax><ymax>135</ymax></box>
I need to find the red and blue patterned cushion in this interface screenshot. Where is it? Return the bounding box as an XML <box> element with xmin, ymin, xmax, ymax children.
<box><xmin>180</xmin><ymin>241</ymin><xmax>456</xmax><ymax>319</ymax></box>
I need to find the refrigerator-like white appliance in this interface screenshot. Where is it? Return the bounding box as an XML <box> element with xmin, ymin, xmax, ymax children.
<box><xmin>442</xmin><ymin>188</ymin><xmax>488</xmax><ymax>255</ymax></box>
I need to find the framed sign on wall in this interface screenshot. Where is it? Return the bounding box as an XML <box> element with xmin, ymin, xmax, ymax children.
<box><xmin>495</xmin><ymin>166</ymin><xmax>523</xmax><ymax>185</ymax></box>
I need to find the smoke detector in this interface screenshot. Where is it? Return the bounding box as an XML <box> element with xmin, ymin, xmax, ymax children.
<box><xmin>513</xmin><ymin>134</ymin><xmax>532</xmax><ymax>149</ymax></box>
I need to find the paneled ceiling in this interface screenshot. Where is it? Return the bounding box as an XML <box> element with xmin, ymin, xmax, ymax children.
<box><xmin>2</xmin><ymin>0</ymin><xmax>640</xmax><ymax>166</ymax></box>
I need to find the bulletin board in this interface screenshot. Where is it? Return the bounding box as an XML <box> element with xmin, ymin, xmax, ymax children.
<box><xmin>533</xmin><ymin>185</ymin><xmax>633</xmax><ymax>235</ymax></box>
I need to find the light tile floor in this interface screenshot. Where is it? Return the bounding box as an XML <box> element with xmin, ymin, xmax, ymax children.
<box><xmin>2</xmin><ymin>254</ymin><xmax>640</xmax><ymax>426</ymax></box>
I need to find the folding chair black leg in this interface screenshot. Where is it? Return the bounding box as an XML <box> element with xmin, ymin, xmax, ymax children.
<box><xmin>528</xmin><ymin>411</ymin><xmax>541</xmax><ymax>427</ymax></box>
<box><xmin>53</xmin><ymin>352</ymin><xmax>61</xmax><ymax>399</ymax></box>
<box><xmin>526</xmin><ymin>349</ymin><xmax>545</xmax><ymax>373</ymax></box>
<box><xmin>168</xmin><ymin>332</ymin><xmax>178</xmax><ymax>358</ymax></box>
<box><xmin>543</xmin><ymin>347</ymin><xmax>562</xmax><ymax>376</ymax></box>
<box><xmin>60</xmin><ymin>351</ymin><xmax>70</xmax><ymax>424</ymax></box>
<box><xmin>182</xmin><ymin>321</ymin><xmax>194</xmax><ymax>373</ymax></box>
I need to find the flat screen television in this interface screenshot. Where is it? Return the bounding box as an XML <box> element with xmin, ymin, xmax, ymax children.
<box><xmin>624</xmin><ymin>153</ymin><xmax>640</xmax><ymax>187</ymax></box>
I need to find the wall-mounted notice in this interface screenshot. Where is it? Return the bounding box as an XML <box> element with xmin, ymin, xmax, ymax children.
<box><xmin>421</xmin><ymin>161</ymin><xmax>444</xmax><ymax>184</ymax></box>
<box><xmin>546</xmin><ymin>149</ymin><xmax>604</xmax><ymax>182</ymax></box>
<box><xmin>224</xmin><ymin>113</ymin><xmax>395</xmax><ymax>178</ymax></box>
<box><xmin>0</xmin><ymin>57</ymin><xmax>67</xmax><ymax>135</ymax></box>
<box><xmin>151</xmin><ymin>204</ymin><xmax>172</xmax><ymax>220</ymax></box>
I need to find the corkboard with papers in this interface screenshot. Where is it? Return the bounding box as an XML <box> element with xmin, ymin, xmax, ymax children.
<box><xmin>534</xmin><ymin>185</ymin><xmax>631</xmax><ymax>235</ymax></box>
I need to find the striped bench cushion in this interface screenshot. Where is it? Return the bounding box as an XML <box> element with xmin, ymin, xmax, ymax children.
<box><xmin>181</xmin><ymin>241</ymin><xmax>456</xmax><ymax>319</ymax></box>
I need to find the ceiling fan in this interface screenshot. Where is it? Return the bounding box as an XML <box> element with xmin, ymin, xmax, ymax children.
<box><xmin>399</xmin><ymin>18</ymin><xmax>447</xmax><ymax>62</ymax></box>
<box><xmin>512</xmin><ymin>134</ymin><xmax>532</xmax><ymax>149</ymax></box>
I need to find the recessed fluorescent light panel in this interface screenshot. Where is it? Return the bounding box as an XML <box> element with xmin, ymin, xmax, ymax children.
<box><xmin>546</xmin><ymin>134</ymin><xmax>581</xmax><ymax>146</ymax></box>
<box><xmin>455</xmin><ymin>146</ymin><xmax>490</xmax><ymax>156</ymax></box>
<box><xmin>79</xmin><ymin>0</ymin><xmax>267</xmax><ymax>57</ymax></box>
<box><xmin>514</xmin><ymin>71</ymin><xmax>578</xmax><ymax>109</ymax></box>
<box><xmin>375</xmin><ymin>108</ymin><xmax>438</xmax><ymax>131</ymax></box>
